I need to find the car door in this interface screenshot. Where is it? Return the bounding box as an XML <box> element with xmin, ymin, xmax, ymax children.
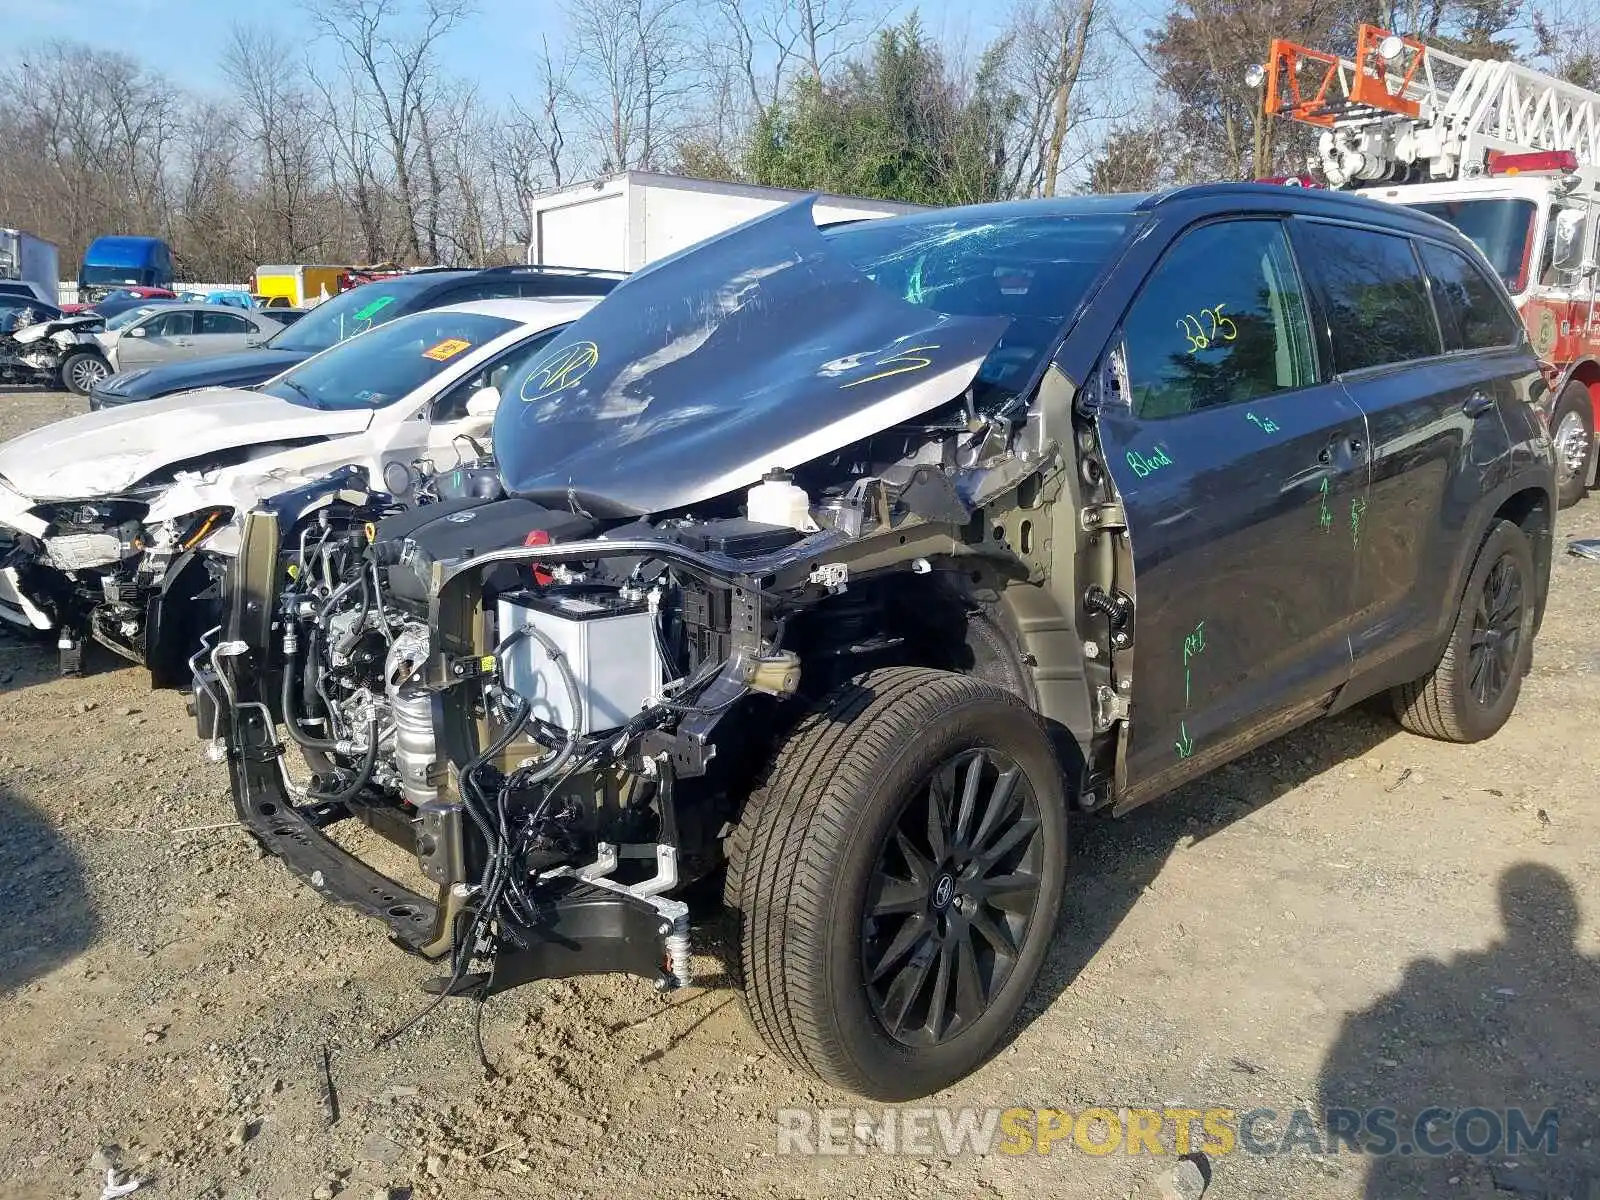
<box><xmin>1094</xmin><ymin>217</ymin><xmax>1370</xmax><ymax>800</ymax></box>
<box><xmin>119</xmin><ymin>309</ymin><xmax>195</xmax><ymax>368</ymax></box>
<box><xmin>194</xmin><ymin>309</ymin><xmax>257</xmax><ymax>357</ymax></box>
<box><xmin>1291</xmin><ymin>221</ymin><xmax>1521</xmax><ymax>679</ymax></box>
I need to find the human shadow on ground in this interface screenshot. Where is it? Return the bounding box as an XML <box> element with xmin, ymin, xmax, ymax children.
<box><xmin>0</xmin><ymin>785</ymin><xmax>99</xmax><ymax>993</ymax></box>
<box><xmin>1316</xmin><ymin>862</ymin><xmax>1600</xmax><ymax>1198</ymax></box>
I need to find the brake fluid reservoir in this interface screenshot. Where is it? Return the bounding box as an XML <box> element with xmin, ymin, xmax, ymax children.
<box><xmin>746</xmin><ymin>468</ymin><xmax>819</xmax><ymax>532</ymax></box>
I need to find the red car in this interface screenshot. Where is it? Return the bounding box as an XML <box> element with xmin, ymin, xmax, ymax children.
<box><xmin>60</xmin><ymin>285</ymin><xmax>178</xmax><ymax>315</ymax></box>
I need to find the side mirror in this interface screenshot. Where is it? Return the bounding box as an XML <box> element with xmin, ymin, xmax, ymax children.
<box><xmin>1553</xmin><ymin>209</ymin><xmax>1587</xmax><ymax>272</ymax></box>
<box><xmin>464</xmin><ymin>385</ymin><xmax>500</xmax><ymax>418</ymax></box>
<box><xmin>128</xmin><ymin>326</ymin><xmax>147</xmax><ymax>338</ymax></box>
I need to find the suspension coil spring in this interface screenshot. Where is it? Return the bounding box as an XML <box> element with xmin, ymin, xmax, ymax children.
<box><xmin>664</xmin><ymin>920</ymin><xmax>693</xmax><ymax>989</ymax></box>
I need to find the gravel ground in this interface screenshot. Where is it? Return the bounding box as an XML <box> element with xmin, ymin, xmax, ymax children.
<box><xmin>1</xmin><ymin>390</ymin><xmax>1597</xmax><ymax>1200</ymax></box>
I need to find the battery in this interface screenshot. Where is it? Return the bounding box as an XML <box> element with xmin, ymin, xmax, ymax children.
<box><xmin>494</xmin><ymin>588</ymin><xmax>662</xmax><ymax>735</ymax></box>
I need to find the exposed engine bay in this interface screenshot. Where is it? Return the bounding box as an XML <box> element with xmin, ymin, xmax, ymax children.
<box><xmin>194</xmin><ymin>377</ymin><xmax>1099</xmax><ymax>999</ymax></box>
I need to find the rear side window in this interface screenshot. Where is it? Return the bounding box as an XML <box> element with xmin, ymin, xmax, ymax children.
<box><xmin>1417</xmin><ymin>241</ymin><xmax>1522</xmax><ymax>351</ymax></box>
<box><xmin>1121</xmin><ymin>219</ymin><xmax>1319</xmax><ymax>419</ymax></box>
<box><xmin>1296</xmin><ymin>222</ymin><xmax>1440</xmax><ymax>371</ymax></box>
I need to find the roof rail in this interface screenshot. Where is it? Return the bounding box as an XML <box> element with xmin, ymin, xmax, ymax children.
<box><xmin>480</xmin><ymin>263</ymin><xmax>630</xmax><ymax>278</ymax></box>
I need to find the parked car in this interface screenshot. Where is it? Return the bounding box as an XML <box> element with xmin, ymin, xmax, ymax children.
<box><xmin>192</xmin><ymin>187</ymin><xmax>1557</xmax><ymax>1102</ymax></box>
<box><xmin>61</xmin><ymin>286</ymin><xmax>179</xmax><ymax>316</ymax></box>
<box><xmin>87</xmin><ymin>265</ymin><xmax>626</xmax><ymax>410</ymax></box>
<box><xmin>0</xmin><ymin>280</ymin><xmax>56</xmax><ymax>306</ymax></box>
<box><xmin>81</xmin><ymin>303</ymin><xmax>286</xmax><ymax>401</ymax></box>
<box><xmin>0</xmin><ymin>298</ymin><xmax>105</xmax><ymax>391</ymax></box>
<box><xmin>0</xmin><ymin>296</ymin><xmax>600</xmax><ymax>682</ymax></box>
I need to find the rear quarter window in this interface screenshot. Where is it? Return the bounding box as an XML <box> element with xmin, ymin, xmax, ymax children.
<box><xmin>1295</xmin><ymin>222</ymin><xmax>1442</xmax><ymax>371</ymax></box>
<box><xmin>1417</xmin><ymin>240</ymin><xmax>1523</xmax><ymax>351</ymax></box>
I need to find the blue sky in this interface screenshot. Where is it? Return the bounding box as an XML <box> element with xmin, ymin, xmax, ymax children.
<box><xmin>9</xmin><ymin>0</ymin><xmax>1006</xmax><ymax>100</ymax></box>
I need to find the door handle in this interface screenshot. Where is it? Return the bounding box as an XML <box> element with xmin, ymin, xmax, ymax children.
<box><xmin>1318</xmin><ymin>445</ymin><xmax>1333</xmax><ymax>465</ymax></box>
<box><xmin>1463</xmin><ymin>391</ymin><xmax>1495</xmax><ymax>418</ymax></box>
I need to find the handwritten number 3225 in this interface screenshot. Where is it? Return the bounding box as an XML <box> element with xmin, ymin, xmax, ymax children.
<box><xmin>1177</xmin><ymin>305</ymin><xmax>1239</xmax><ymax>353</ymax></box>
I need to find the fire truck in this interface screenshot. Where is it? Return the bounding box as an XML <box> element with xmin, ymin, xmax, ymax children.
<box><xmin>1253</xmin><ymin>24</ymin><xmax>1600</xmax><ymax>506</ymax></box>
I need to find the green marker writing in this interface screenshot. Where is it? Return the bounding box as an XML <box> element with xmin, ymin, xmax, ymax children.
<box><xmin>1175</xmin><ymin>721</ymin><xmax>1195</xmax><ymax>760</ymax></box>
<box><xmin>1318</xmin><ymin>478</ymin><xmax>1332</xmax><ymax>531</ymax></box>
<box><xmin>1182</xmin><ymin>621</ymin><xmax>1206</xmax><ymax>706</ymax></box>
<box><xmin>1350</xmin><ymin>496</ymin><xmax>1368</xmax><ymax>549</ymax></box>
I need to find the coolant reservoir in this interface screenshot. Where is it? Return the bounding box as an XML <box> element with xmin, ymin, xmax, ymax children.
<box><xmin>746</xmin><ymin>468</ymin><xmax>819</xmax><ymax>532</ymax></box>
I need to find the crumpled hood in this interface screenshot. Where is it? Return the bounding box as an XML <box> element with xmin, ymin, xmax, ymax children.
<box><xmin>12</xmin><ymin>315</ymin><xmax>103</xmax><ymax>344</ymax></box>
<box><xmin>493</xmin><ymin>197</ymin><xmax>1009</xmax><ymax>515</ymax></box>
<box><xmin>0</xmin><ymin>389</ymin><xmax>370</xmax><ymax>501</ymax></box>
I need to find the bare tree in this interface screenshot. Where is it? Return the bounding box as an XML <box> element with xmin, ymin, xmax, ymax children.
<box><xmin>565</xmin><ymin>0</ymin><xmax>702</xmax><ymax>172</ymax></box>
<box><xmin>305</xmin><ymin>0</ymin><xmax>471</xmax><ymax>262</ymax></box>
<box><xmin>997</xmin><ymin>0</ymin><xmax>1102</xmax><ymax>197</ymax></box>
<box><xmin>223</xmin><ymin>24</ymin><xmax>324</xmax><ymax>261</ymax></box>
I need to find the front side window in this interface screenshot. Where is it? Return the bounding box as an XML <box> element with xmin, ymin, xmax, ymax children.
<box><xmin>146</xmin><ymin>311</ymin><xmax>196</xmax><ymax>338</ymax></box>
<box><xmin>1296</xmin><ymin>222</ymin><xmax>1441</xmax><ymax>372</ymax></box>
<box><xmin>1418</xmin><ymin>241</ymin><xmax>1522</xmax><ymax>351</ymax></box>
<box><xmin>432</xmin><ymin>326</ymin><xmax>567</xmax><ymax>421</ymax></box>
<box><xmin>260</xmin><ymin>310</ymin><xmax>518</xmax><ymax>411</ymax></box>
<box><xmin>1122</xmin><ymin>220</ymin><xmax>1319</xmax><ymax>419</ymax></box>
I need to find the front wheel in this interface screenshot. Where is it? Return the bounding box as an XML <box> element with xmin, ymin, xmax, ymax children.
<box><xmin>60</xmin><ymin>350</ymin><xmax>110</xmax><ymax>396</ymax></box>
<box><xmin>1391</xmin><ymin>519</ymin><xmax>1536</xmax><ymax>743</ymax></box>
<box><xmin>726</xmin><ymin>667</ymin><xmax>1068</xmax><ymax>1100</ymax></box>
<box><xmin>1551</xmin><ymin>381</ymin><xmax>1594</xmax><ymax>509</ymax></box>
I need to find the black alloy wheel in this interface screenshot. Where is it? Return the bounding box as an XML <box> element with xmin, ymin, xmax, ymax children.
<box><xmin>862</xmin><ymin>747</ymin><xmax>1045</xmax><ymax>1047</ymax></box>
<box><xmin>1468</xmin><ymin>552</ymin><xmax>1524</xmax><ymax>709</ymax></box>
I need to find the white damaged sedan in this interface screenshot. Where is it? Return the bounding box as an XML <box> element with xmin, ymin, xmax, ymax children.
<box><xmin>0</xmin><ymin>296</ymin><xmax>597</xmax><ymax>680</ymax></box>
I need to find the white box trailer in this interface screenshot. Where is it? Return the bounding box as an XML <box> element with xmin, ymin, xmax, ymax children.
<box><xmin>0</xmin><ymin>229</ymin><xmax>60</xmax><ymax>305</ymax></box>
<box><xmin>525</xmin><ymin>171</ymin><xmax>927</xmax><ymax>272</ymax></box>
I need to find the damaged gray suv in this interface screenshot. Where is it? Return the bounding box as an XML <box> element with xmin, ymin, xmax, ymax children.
<box><xmin>195</xmin><ymin>184</ymin><xmax>1555</xmax><ymax>1100</ymax></box>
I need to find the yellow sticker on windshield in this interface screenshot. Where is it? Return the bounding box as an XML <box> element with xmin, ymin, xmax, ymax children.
<box><xmin>423</xmin><ymin>338</ymin><xmax>472</xmax><ymax>362</ymax></box>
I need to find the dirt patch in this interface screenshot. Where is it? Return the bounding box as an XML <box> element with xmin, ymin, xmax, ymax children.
<box><xmin>1</xmin><ymin>390</ymin><xmax>1596</xmax><ymax>1199</ymax></box>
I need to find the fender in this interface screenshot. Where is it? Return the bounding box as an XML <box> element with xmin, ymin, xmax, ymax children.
<box><xmin>1425</xmin><ymin>467</ymin><xmax>1555</xmax><ymax>659</ymax></box>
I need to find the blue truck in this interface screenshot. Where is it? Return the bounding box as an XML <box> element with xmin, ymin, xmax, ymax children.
<box><xmin>78</xmin><ymin>235</ymin><xmax>175</xmax><ymax>299</ymax></box>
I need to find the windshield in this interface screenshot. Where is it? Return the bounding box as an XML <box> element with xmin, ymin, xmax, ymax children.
<box><xmin>260</xmin><ymin>310</ymin><xmax>517</xmax><ymax>410</ymax></box>
<box><xmin>81</xmin><ymin>267</ymin><xmax>155</xmax><ymax>287</ymax></box>
<box><xmin>264</xmin><ymin>275</ymin><xmax>459</xmax><ymax>353</ymax></box>
<box><xmin>822</xmin><ymin>206</ymin><xmax>1132</xmax><ymax>393</ymax></box>
<box><xmin>1412</xmin><ymin>198</ymin><xmax>1538</xmax><ymax>292</ymax></box>
<box><xmin>493</xmin><ymin>196</ymin><xmax>1133</xmax><ymax>514</ymax></box>
<box><xmin>106</xmin><ymin>304</ymin><xmax>163</xmax><ymax>330</ymax></box>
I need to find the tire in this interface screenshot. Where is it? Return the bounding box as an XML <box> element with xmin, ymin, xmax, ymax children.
<box><xmin>725</xmin><ymin>666</ymin><xmax>1068</xmax><ymax>1100</ymax></box>
<box><xmin>60</xmin><ymin>350</ymin><xmax>110</xmax><ymax>396</ymax></box>
<box><xmin>1551</xmin><ymin>381</ymin><xmax>1594</xmax><ymax>509</ymax></box>
<box><xmin>1391</xmin><ymin>519</ymin><xmax>1536</xmax><ymax>743</ymax></box>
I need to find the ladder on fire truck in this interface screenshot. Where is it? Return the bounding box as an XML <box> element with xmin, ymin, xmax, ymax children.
<box><xmin>1255</xmin><ymin>24</ymin><xmax>1600</xmax><ymax>186</ymax></box>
